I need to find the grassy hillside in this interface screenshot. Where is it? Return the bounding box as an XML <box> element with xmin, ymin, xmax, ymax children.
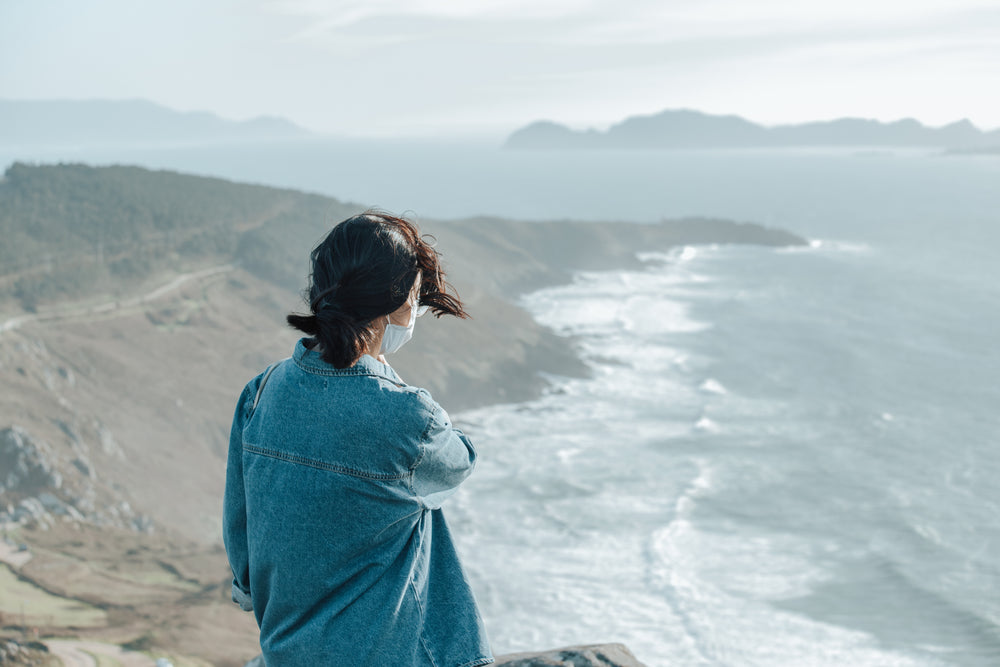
<box><xmin>0</xmin><ymin>162</ymin><xmax>354</xmax><ymax>311</ymax></box>
<box><xmin>0</xmin><ymin>161</ymin><xmax>803</xmax><ymax>409</ymax></box>
<box><xmin>0</xmin><ymin>162</ymin><xmax>802</xmax><ymax>311</ymax></box>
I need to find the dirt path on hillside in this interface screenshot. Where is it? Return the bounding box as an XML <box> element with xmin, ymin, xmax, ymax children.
<box><xmin>0</xmin><ymin>263</ymin><xmax>235</xmax><ymax>335</ymax></box>
<box><xmin>45</xmin><ymin>639</ymin><xmax>156</xmax><ymax>667</ymax></box>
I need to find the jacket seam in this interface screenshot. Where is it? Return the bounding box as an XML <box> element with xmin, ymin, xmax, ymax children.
<box><xmin>292</xmin><ymin>347</ymin><xmax>436</xmax><ymax>409</ymax></box>
<box><xmin>292</xmin><ymin>358</ymin><xmax>407</xmax><ymax>386</ymax></box>
<box><xmin>407</xmin><ymin>406</ymin><xmax>438</xmax><ymax>509</ymax></box>
<box><xmin>240</xmin><ymin>380</ymin><xmax>259</xmax><ymax>423</ymax></box>
<box><xmin>243</xmin><ymin>444</ymin><xmax>410</xmax><ymax>481</ymax></box>
<box><xmin>410</xmin><ymin>415</ymin><xmax>432</xmax><ymax>472</ymax></box>
<box><xmin>408</xmin><ymin>577</ymin><xmax>440</xmax><ymax>667</ymax></box>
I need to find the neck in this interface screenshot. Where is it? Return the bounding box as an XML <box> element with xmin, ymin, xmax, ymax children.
<box><xmin>363</xmin><ymin>319</ymin><xmax>387</xmax><ymax>361</ymax></box>
<box><xmin>310</xmin><ymin>323</ymin><xmax>386</xmax><ymax>366</ymax></box>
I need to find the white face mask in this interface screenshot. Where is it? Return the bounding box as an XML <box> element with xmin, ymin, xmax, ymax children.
<box><xmin>380</xmin><ymin>306</ymin><xmax>415</xmax><ymax>355</ymax></box>
<box><xmin>380</xmin><ymin>276</ymin><xmax>427</xmax><ymax>355</ymax></box>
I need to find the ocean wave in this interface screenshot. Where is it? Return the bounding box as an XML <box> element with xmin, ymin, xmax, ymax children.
<box><xmin>637</xmin><ymin>245</ymin><xmax>702</xmax><ymax>265</ymax></box>
<box><xmin>647</xmin><ymin>518</ymin><xmax>943</xmax><ymax>666</ymax></box>
<box><xmin>779</xmin><ymin>239</ymin><xmax>873</xmax><ymax>254</ymax></box>
<box><xmin>694</xmin><ymin>416</ymin><xmax>721</xmax><ymax>433</ymax></box>
<box><xmin>699</xmin><ymin>378</ymin><xmax>728</xmax><ymax>395</ymax></box>
<box><xmin>521</xmin><ymin>267</ymin><xmax>710</xmax><ymax>344</ymax></box>
<box><xmin>458</xmin><ymin>242</ymin><xmax>957</xmax><ymax>665</ymax></box>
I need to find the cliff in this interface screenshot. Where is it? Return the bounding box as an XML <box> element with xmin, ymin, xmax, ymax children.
<box><xmin>238</xmin><ymin>643</ymin><xmax>647</xmax><ymax>666</ymax></box>
<box><xmin>0</xmin><ymin>163</ymin><xmax>804</xmax><ymax>541</ymax></box>
<box><xmin>0</xmin><ymin>163</ymin><xmax>805</xmax><ymax>665</ymax></box>
<box><xmin>0</xmin><ymin>162</ymin><xmax>805</xmax><ymax>413</ymax></box>
<box><xmin>493</xmin><ymin>643</ymin><xmax>647</xmax><ymax>666</ymax></box>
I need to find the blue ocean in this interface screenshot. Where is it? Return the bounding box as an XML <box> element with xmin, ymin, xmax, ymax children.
<box><xmin>6</xmin><ymin>141</ymin><xmax>999</xmax><ymax>665</ymax></box>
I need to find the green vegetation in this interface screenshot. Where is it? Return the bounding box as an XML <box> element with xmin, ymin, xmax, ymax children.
<box><xmin>106</xmin><ymin>562</ymin><xmax>202</xmax><ymax>592</ymax></box>
<box><xmin>0</xmin><ymin>162</ymin><xmax>359</xmax><ymax>311</ymax></box>
<box><xmin>0</xmin><ymin>564</ymin><xmax>107</xmax><ymax>628</ymax></box>
<box><xmin>120</xmin><ymin>632</ymin><xmax>156</xmax><ymax>652</ymax></box>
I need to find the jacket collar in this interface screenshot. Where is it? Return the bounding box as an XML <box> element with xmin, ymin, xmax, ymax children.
<box><xmin>292</xmin><ymin>338</ymin><xmax>403</xmax><ymax>383</ymax></box>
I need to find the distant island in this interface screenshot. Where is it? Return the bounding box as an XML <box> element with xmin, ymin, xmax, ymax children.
<box><xmin>0</xmin><ymin>98</ymin><xmax>312</xmax><ymax>148</ymax></box>
<box><xmin>944</xmin><ymin>145</ymin><xmax>1000</xmax><ymax>156</ymax></box>
<box><xmin>505</xmin><ymin>109</ymin><xmax>1000</xmax><ymax>151</ymax></box>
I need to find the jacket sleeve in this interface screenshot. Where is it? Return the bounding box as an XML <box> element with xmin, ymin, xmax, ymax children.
<box><xmin>411</xmin><ymin>401</ymin><xmax>478</xmax><ymax>510</ymax></box>
<box><xmin>222</xmin><ymin>380</ymin><xmax>256</xmax><ymax>612</ymax></box>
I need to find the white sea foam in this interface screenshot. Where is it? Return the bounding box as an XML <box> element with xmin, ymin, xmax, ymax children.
<box><xmin>522</xmin><ymin>262</ymin><xmax>711</xmax><ymax>351</ymax></box>
<box><xmin>648</xmin><ymin>475</ymin><xmax>949</xmax><ymax>667</ymax></box>
<box><xmin>781</xmin><ymin>239</ymin><xmax>873</xmax><ymax>254</ymax></box>
<box><xmin>452</xmin><ymin>255</ymin><xmax>720</xmax><ymax>662</ymax></box>
<box><xmin>637</xmin><ymin>245</ymin><xmax>698</xmax><ymax>265</ymax></box>
<box><xmin>453</xmin><ymin>242</ymin><xmax>963</xmax><ymax>666</ymax></box>
<box><xmin>694</xmin><ymin>416</ymin><xmax>720</xmax><ymax>433</ymax></box>
<box><xmin>556</xmin><ymin>447</ymin><xmax>581</xmax><ymax>464</ymax></box>
<box><xmin>699</xmin><ymin>378</ymin><xmax>728</xmax><ymax>395</ymax></box>
<box><xmin>450</xmin><ymin>253</ymin><xmax>715</xmax><ymax>662</ymax></box>
<box><xmin>648</xmin><ymin>520</ymin><xmax>941</xmax><ymax>666</ymax></box>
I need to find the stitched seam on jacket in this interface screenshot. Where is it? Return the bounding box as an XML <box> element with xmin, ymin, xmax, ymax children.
<box><xmin>291</xmin><ymin>359</ymin><xmax>407</xmax><ymax>388</ymax></box>
<box><xmin>408</xmin><ymin>407</ymin><xmax>437</xmax><ymax>509</ymax></box>
<box><xmin>411</xmin><ymin>414</ymin><xmax>433</xmax><ymax>472</ymax></box>
<box><xmin>243</xmin><ymin>444</ymin><xmax>409</xmax><ymax>480</ymax></box>
<box><xmin>408</xmin><ymin>577</ymin><xmax>440</xmax><ymax>667</ymax></box>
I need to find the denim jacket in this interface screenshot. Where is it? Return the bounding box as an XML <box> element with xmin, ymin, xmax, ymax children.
<box><xmin>223</xmin><ymin>339</ymin><xmax>493</xmax><ymax>667</ymax></box>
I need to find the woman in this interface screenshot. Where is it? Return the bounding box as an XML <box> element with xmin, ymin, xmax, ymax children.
<box><xmin>223</xmin><ymin>212</ymin><xmax>493</xmax><ymax>667</ymax></box>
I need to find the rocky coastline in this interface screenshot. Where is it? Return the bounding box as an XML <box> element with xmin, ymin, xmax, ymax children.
<box><xmin>0</xmin><ymin>164</ymin><xmax>807</xmax><ymax>665</ymax></box>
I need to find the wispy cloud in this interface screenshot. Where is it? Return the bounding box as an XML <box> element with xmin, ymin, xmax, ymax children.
<box><xmin>258</xmin><ymin>0</ymin><xmax>1000</xmax><ymax>74</ymax></box>
<box><xmin>265</xmin><ymin>0</ymin><xmax>596</xmax><ymax>44</ymax></box>
<box><xmin>4</xmin><ymin>0</ymin><xmax>996</xmax><ymax>134</ymax></box>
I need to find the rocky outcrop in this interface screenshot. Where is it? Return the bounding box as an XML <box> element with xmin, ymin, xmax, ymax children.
<box><xmin>0</xmin><ymin>426</ymin><xmax>62</xmax><ymax>495</ymax></box>
<box><xmin>0</xmin><ymin>638</ymin><xmax>50</xmax><ymax>665</ymax></box>
<box><xmin>240</xmin><ymin>644</ymin><xmax>646</xmax><ymax>667</ymax></box>
<box><xmin>0</xmin><ymin>426</ymin><xmax>152</xmax><ymax>533</ymax></box>
<box><xmin>493</xmin><ymin>644</ymin><xmax>647</xmax><ymax>666</ymax></box>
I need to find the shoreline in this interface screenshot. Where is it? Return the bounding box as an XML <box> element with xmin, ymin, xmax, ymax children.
<box><xmin>395</xmin><ymin>215</ymin><xmax>808</xmax><ymax>413</ymax></box>
<box><xmin>0</xmin><ymin>164</ymin><xmax>806</xmax><ymax>665</ymax></box>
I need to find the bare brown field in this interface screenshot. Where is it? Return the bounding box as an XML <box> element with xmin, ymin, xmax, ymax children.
<box><xmin>7</xmin><ymin>522</ymin><xmax>260</xmax><ymax>666</ymax></box>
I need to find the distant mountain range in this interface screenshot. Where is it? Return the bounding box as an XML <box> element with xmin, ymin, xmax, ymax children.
<box><xmin>0</xmin><ymin>98</ymin><xmax>312</xmax><ymax>147</ymax></box>
<box><xmin>505</xmin><ymin>109</ymin><xmax>1000</xmax><ymax>150</ymax></box>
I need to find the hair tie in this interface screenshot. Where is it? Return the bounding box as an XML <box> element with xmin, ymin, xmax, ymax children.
<box><xmin>310</xmin><ymin>284</ymin><xmax>339</xmax><ymax>311</ymax></box>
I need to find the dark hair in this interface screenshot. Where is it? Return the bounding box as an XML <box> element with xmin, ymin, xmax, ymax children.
<box><xmin>287</xmin><ymin>211</ymin><xmax>468</xmax><ymax>368</ymax></box>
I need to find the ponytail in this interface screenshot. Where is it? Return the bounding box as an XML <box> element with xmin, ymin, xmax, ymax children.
<box><xmin>287</xmin><ymin>304</ymin><xmax>377</xmax><ymax>369</ymax></box>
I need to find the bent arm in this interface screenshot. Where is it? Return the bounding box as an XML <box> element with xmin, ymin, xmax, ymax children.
<box><xmin>411</xmin><ymin>402</ymin><xmax>478</xmax><ymax>510</ymax></box>
<box><xmin>222</xmin><ymin>382</ymin><xmax>256</xmax><ymax>612</ymax></box>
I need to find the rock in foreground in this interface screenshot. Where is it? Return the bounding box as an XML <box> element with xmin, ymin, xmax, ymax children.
<box><xmin>241</xmin><ymin>644</ymin><xmax>646</xmax><ymax>666</ymax></box>
<box><xmin>494</xmin><ymin>643</ymin><xmax>647</xmax><ymax>666</ymax></box>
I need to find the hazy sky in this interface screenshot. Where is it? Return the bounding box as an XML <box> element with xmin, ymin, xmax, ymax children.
<box><xmin>2</xmin><ymin>0</ymin><xmax>998</xmax><ymax>137</ymax></box>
